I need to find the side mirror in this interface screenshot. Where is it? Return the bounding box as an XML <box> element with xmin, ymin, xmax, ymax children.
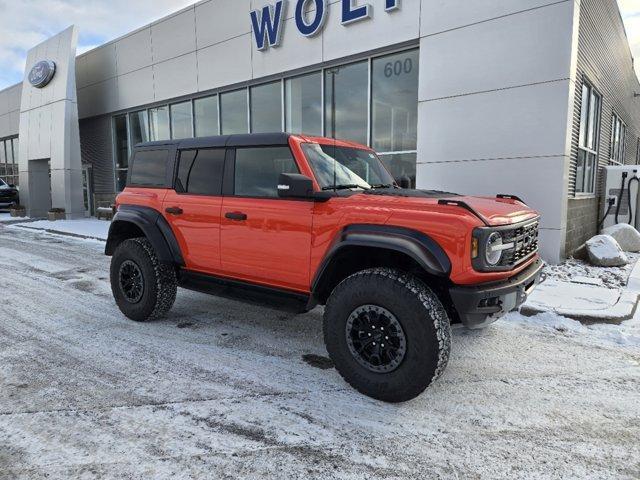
<box><xmin>8</xmin><ymin>184</ymin><xmax>15</xmax><ymax>188</ymax></box>
<box><xmin>278</xmin><ymin>173</ymin><xmax>314</xmax><ymax>199</ymax></box>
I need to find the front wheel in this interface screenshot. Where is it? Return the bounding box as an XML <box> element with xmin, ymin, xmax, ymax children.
<box><xmin>110</xmin><ymin>237</ymin><xmax>177</xmax><ymax>322</ymax></box>
<box><xmin>323</xmin><ymin>268</ymin><xmax>451</xmax><ymax>403</ymax></box>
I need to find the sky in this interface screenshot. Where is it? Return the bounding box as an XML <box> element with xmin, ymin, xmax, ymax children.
<box><xmin>0</xmin><ymin>0</ymin><xmax>639</xmax><ymax>90</ymax></box>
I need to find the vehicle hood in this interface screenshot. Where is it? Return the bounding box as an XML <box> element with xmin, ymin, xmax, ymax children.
<box><xmin>451</xmin><ymin>195</ymin><xmax>539</xmax><ymax>226</ymax></box>
<box><xmin>360</xmin><ymin>189</ymin><xmax>539</xmax><ymax>226</ymax></box>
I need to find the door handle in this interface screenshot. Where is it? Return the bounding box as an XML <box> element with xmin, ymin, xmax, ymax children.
<box><xmin>225</xmin><ymin>212</ymin><xmax>248</xmax><ymax>221</ymax></box>
<box><xmin>165</xmin><ymin>207</ymin><xmax>183</xmax><ymax>215</ymax></box>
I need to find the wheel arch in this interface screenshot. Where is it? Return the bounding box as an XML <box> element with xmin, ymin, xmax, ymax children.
<box><xmin>311</xmin><ymin>225</ymin><xmax>452</xmax><ymax>305</ymax></box>
<box><xmin>105</xmin><ymin>205</ymin><xmax>184</xmax><ymax>266</ymax></box>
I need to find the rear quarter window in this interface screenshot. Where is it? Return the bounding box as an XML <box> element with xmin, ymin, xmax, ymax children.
<box><xmin>129</xmin><ymin>149</ymin><xmax>169</xmax><ymax>187</ymax></box>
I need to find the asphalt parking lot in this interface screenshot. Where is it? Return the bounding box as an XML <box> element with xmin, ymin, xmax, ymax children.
<box><xmin>0</xmin><ymin>225</ymin><xmax>639</xmax><ymax>479</ymax></box>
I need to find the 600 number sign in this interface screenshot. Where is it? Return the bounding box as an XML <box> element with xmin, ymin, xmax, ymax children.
<box><xmin>384</xmin><ymin>58</ymin><xmax>413</xmax><ymax>78</ymax></box>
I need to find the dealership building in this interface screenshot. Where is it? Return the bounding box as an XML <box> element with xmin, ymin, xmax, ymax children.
<box><xmin>0</xmin><ymin>0</ymin><xmax>639</xmax><ymax>262</ymax></box>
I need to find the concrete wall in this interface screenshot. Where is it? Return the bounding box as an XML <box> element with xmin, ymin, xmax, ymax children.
<box><xmin>565</xmin><ymin>0</ymin><xmax>640</xmax><ymax>255</ymax></box>
<box><xmin>415</xmin><ymin>0</ymin><xmax>579</xmax><ymax>263</ymax></box>
<box><xmin>19</xmin><ymin>26</ymin><xmax>85</xmax><ymax>218</ymax></box>
<box><xmin>0</xmin><ymin>84</ymin><xmax>21</xmax><ymax>139</ymax></box>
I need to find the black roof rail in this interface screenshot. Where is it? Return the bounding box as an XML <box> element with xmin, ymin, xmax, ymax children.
<box><xmin>497</xmin><ymin>194</ymin><xmax>526</xmax><ymax>204</ymax></box>
<box><xmin>437</xmin><ymin>199</ymin><xmax>491</xmax><ymax>226</ymax></box>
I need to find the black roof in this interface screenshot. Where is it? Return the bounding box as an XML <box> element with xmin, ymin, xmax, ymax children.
<box><xmin>134</xmin><ymin>132</ymin><xmax>291</xmax><ymax>150</ymax></box>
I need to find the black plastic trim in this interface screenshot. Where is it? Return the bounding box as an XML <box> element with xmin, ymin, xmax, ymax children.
<box><xmin>472</xmin><ymin>217</ymin><xmax>540</xmax><ymax>272</ymax></box>
<box><xmin>497</xmin><ymin>194</ymin><xmax>526</xmax><ymax>204</ymax></box>
<box><xmin>312</xmin><ymin>224</ymin><xmax>452</xmax><ymax>297</ymax></box>
<box><xmin>449</xmin><ymin>259</ymin><xmax>543</xmax><ymax>329</ymax></box>
<box><xmin>178</xmin><ymin>270</ymin><xmax>310</xmax><ymax>313</ymax></box>
<box><xmin>105</xmin><ymin>205</ymin><xmax>185</xmax><ymax>266</ymax></box>
<box><xmin>134</xmin><ymin>133</ymin><xmax>291</xmax><ymax>151</ymax></box>
<box><xmin>437</xmin><ymin>199</ymin><xmax>491</xmax><ymax>226</ymax></box>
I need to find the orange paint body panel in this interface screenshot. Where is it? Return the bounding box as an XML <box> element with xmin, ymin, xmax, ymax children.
<box><xmin>115</xmin><ymin>134</ymin><xmax>541</xmax><ymax>294</ymax></box>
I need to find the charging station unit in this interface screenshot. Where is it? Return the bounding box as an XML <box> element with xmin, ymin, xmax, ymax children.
<box><xmin>601</xmin><ymin>166</ymin><xmax>640</xmax><ymax>230</ymax></box>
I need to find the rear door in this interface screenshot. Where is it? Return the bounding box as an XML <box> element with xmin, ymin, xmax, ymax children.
<box><xmin>162</xmin><ymin>148</ymin><xmax>226</xmax><ymax>273</ymax></box>
<box><xmin>219</xmin><ymin>146</ymin><xmax>314</xmax><ymax>292</ymax></box>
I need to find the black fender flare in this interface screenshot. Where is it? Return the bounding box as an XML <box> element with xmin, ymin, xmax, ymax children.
<box><xmin>105</xmin><ymin>205</ymin><xmax>185</xmax><ymax>266</ymax></box>
<box><xmin>311</xmin><ymin>224</ymin><xmax>451</xmax><ymax>296</ymax></box>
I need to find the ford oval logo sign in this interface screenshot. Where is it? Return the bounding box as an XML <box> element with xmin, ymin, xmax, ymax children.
<box><xmin>28</xmin><ymin>60</ymin><xmax>56</xmax><ymax>89</ymax></box>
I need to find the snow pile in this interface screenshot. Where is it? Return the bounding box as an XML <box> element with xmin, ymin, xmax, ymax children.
<box><xmin>602</xmin><ymin>223</ymin><xmax>640</xmax><ymax>252</ymax></box>
<box><xmin>586</xmin><ymin>234</ymin><xmax>628</xmax><ymax>267</ymax></box>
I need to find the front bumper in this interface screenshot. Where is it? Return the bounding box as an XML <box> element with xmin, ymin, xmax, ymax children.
<box><xmin>0</xmin><ymin>193</ymin><xmax>19</xmax><ymax>208</ymax></box>
<box><xmin>449</xmin><ymin>259</ymin><xmax>543</xmax><ymax>329</ymax></box>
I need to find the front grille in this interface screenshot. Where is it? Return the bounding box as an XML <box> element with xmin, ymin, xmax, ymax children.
<box><xmin>499</xmin><ymin>221</ymin><xmax>539</xmax><ymax>267</ymax></box>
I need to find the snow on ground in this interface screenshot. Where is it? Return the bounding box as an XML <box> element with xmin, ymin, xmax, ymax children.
<box><xmin>9</xmin><ymin>218</ymin><xmax>110</xmax><ymax>240</ymax></box>
<box><xmin>0</xmin><ymin>224</ymin><xmax>638</xmax><ymax>479</ymax></box>
<box><xmin>543</xmin><ymin>252</ymin><xmax>640</xmax><ymax>289</ymax></box>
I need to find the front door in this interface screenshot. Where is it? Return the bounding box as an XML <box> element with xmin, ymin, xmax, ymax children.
<box><xmin>162</xmin><ymin>148</ymin><xmax>225</xmax><ymax>273</ymax></box>
<box><xmin>220</xmin><ymin>146</ymin><xmax>313</xmax><ymax>292</ymax></box>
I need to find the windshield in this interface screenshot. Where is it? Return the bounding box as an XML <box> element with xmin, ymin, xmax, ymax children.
<box><xmin>302</xmin><ymin>143</ymin><xmax>395</xmax><ymax>190</ymax></box>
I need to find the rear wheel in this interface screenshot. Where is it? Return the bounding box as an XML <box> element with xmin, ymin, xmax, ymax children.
<box><xmin>110</xmin><ymin>237</ymin><xmax>177</xmax><ymax>322</ymax></box>
<box><xmin>323</xmin><ymin>268</ymin><xmax>451</xmax><ymax>403</ymax></box>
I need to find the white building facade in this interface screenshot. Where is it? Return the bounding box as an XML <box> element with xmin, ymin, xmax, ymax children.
<box><xmin>0</xmin><ymin>0</ymin><xmax>638</xmax><ymax>262</ymax></box>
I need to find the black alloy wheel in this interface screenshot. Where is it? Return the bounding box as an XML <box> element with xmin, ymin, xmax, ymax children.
<box><xmin>345</xmin><ymin>305</ymin><xmax>407</xmax><ymax>373</ymax></box>
<box><xmin>118</xmin><ymin>259</ymin><xmax>145</xmax><ymax>304</ymax></box>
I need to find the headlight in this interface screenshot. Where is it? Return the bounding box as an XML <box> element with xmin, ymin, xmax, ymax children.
<box><xmin>485</xmin><ymin>232</ymin><xmax>504</xmax><ymax>266</ymax></box>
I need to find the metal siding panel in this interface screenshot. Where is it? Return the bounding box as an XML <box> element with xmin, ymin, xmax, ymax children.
<box><xmin>79</xmin><ymin>116</ymin><xmax>115</xmax><ymax>195</ymax></box>
<box><xmin>566</xmin><ymin>0</ymin><xmax>640</xmax><ymax>252</ymax></box>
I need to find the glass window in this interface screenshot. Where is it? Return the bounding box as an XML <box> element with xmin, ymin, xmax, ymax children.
<box><xmin>0</xmin><ymin>141</ymin><xmax>5</xmax><ymax>165</ymax></box>
<box><xmin>113</xmin><ymin>115</ymin><xmax>129</xmax><ymax>191</ymax></box>
<box><xmin>129</xmin><ymin>150</ymin><xmax>168</xmax><ymax>186</ymax></box>
<box><xmin>194</xmin><ymin>96</ymin><xmax>219</xmax><ymax>137</ymax></box>
<box><xmin>234</xmin><ymin>147</ymin><xmax>298</xmax><ymax>197</ymax></box>
<box><xmin>12</xmin><ymin>138</ymin><xmax>18</xmax><ymax>165</ymax></box>
<box><xmin>176</xmin><ymin>149</ymin><xmax>225</xmax><ymax>196</ymax></box>
<box><xmin>251</xmin><ymin>82</ymin><xmax>283</xmax><ymax>133</ymax></box>
<box><xmin>575</xmin><ymin>81</ymin><xmax>601</xmax><ymax>194</ymax></box>
<box><xmin>304</xmin><ymin>143</ymin><xmax>395</xmax><ymax>190</ymax></box>
<box><xmin>171</xmin><ymin>101</ymin><xmax>193</xmax><ymax>139</ymax></box>
<box><xmin>378</xmin><ymin>152</ymin><xmax>417</xmax><ymax>188</ymax></box>
<box><xmin>5</xmin><ymin>139</ymin><xmax>13</xmax><ymax>164</ymax></box>
<box><xmin>610</xmin><ymin>113</ymin><xmax>626</xmax><ymax>165</ymax></box>
<box><xmin>220</xmin><ymin>89</ymin><xmax>248</xmax><ymax>135</ymax></box>
<box><xmin>149</xmin><ymin>106</ymin><xmax>170</xmax><ymax>141</ymax></box>
<box><xmin>325</xmin><ymin>61</ymin><xmax>368</xmax><ymax>145</ymax></box>
<box><xmin>285</xmin><ymin>72</ymin><xmax>322</xmax><ymax>136</ymax></box>
<box><xmin>372</xmin><ymin>50</ymin><xmax>419</xmax><ymax>153</ymax></box>
<box><xmin>129</xmin><ymin>110</ymin><xmax>149</xmax><ymax>147</ymax></box>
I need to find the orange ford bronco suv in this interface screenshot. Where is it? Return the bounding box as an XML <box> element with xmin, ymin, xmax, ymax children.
<box><xmin>106</xmin><ymin>133</ymin><xmax>542</xmax><ymax>402</ymax></box>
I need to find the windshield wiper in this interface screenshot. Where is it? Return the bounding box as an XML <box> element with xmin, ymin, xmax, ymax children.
<box><xmin>322</xmin><ymin>184</ymin><xmax>370</xmax><ymax>191</ymax></box>
<box><xmin>369</xmin><ymin>183</ymin><xmax>395</xmax><ymax>189</ymax></box>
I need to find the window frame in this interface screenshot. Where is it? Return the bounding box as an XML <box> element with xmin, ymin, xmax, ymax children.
<box><xmin>610</xmin><ymin>112</ymin><xmax>627</xmax><ymax>165</ymax></box>
<box><xmin>225</xmin><ymin>146</ymin><xmax>302</xmax><ymax>200</ymax></box>
<box><xmin>173</xmin><ymin>147</ymin><xmax>226</xmax><ymax>197</ymax></box>
<box><xmin>126</xmin><ymin>147</ymin><xmax>173</xmax><ymax>189</ymax></box>
<box><xmin>112</xmin><ymin>44</ymin><xmax>420</xmax><ymax>192</ymax></box>
<box><xmin>575</xmin><ymin>79</ymin><xmax>602</xmax><ymax>196</ymax></box>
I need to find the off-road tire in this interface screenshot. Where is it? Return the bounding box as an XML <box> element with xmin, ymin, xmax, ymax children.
<box><xmin>323</xmin><ymin>268</ymin><xmax>451</xmax><ymax>403</ymax></box>
<box><xmin>110</xmin><ymin>237</ymin><xmax>177</xmax><ymax>322</ymax></box>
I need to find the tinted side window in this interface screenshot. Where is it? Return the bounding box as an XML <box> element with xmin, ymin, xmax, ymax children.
<box><xmin>176</xmin><ymin>149</ymin><xmax>225</xmax><ymax>196</ymax></box>
<box><xmin>129</xmin><ymin>150</ymin><xmax>168</xmax><ymax>186</ymax></box>
<box><xmin>234</xmin><ymin>147</ymin><xmax>298</xmax><ymax>198</ymax></box>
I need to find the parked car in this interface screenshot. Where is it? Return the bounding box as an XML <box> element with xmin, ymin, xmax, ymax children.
<box><xmin>105</xmin><ymin>133</ymin><xmax>542</xmax><ymax>402</ymax></box>
<box><xmin>0</xmin><ymin>178</ymin><xmax>19</xmax><ymax>209</ymax></box>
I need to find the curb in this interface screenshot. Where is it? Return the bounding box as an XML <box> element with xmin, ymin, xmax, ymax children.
<box><xmin>520</xmin><ymin>259</ymin><xmax>640</xmax><ymax>324</ymax></box>
<box><xmin>9</xmin><ymin>224</ymin><xmax>107</xmax><ymax>242</ymax></box>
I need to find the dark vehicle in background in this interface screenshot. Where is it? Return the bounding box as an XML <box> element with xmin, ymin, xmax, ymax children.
<box><xmin>0</xmin><ymin>178</ymin><xmax>19</xmax><ymax>209</ymax></box>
